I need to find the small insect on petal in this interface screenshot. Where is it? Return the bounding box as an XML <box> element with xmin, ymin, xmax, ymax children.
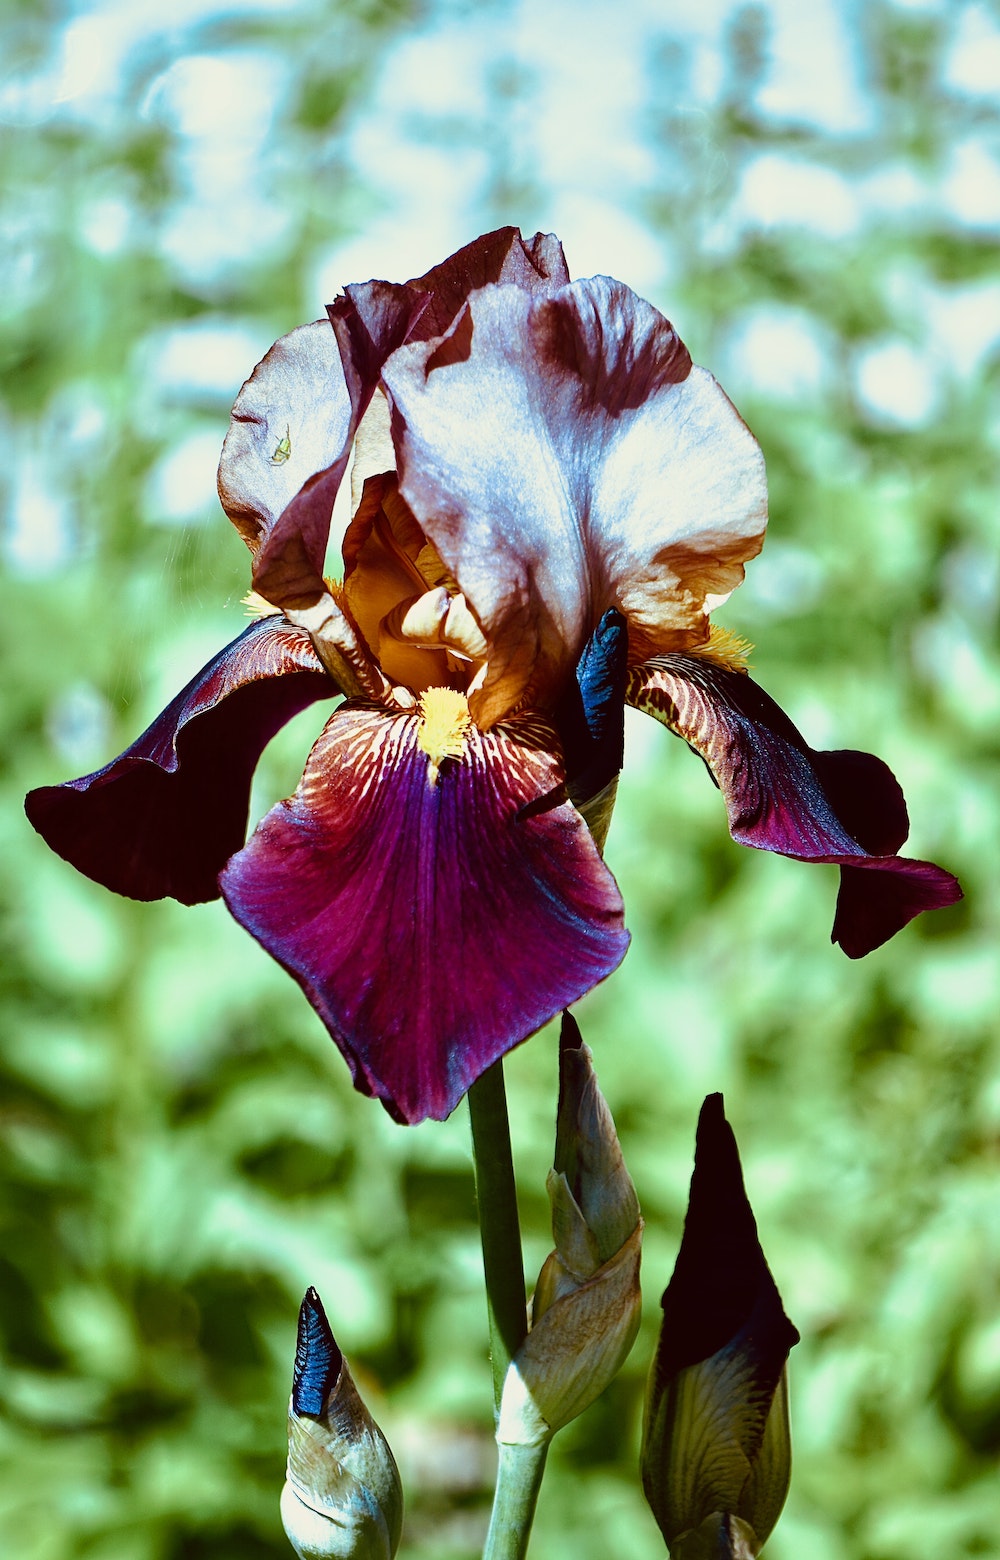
<box><xmin>271</xmin><ymin>423</ymin><xmax>293</xmax><ymax>465</ymax></box>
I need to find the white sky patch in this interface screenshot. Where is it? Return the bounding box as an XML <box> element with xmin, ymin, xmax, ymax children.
<box><xmin>159</xmin><ymin>195</ymin><xmax>292</xmax><ymax>283</ymax></box>
<box><xmin>312</xmin><ymin>214</ymin><xmax>472</xmax><ymax>309</ymax></box>
<box><xmin>507</xmin><ymin>0</ymin><xmax>657</xmax><ymax>191</ymax></box>
<box><xmin>926</xmin><ymin>280</ymin><xmax>1000</xmax><ymax>380</ymax></box>
<box><xmin>722</xmin><ymin>306</ymin><xmax>833</xmax><ymax>401</ymax></box>
<box><xmin>861</xmin><ymin>161</ymin><xmax>932</xmax><ymax>218</ymax></box>
<box><xmin>140</xmin><ymin>50</ymin><xmax>292</xmax><ymax>280</ymax></box>
<box><xmin>29</xmin><ymin>0</ymin><xmax>297</xmax><ymax>122</ymax></box>
<box><xmin>334</xmin><ymin>0</ymin><xmax>705</xmax><ymax>283</ymax></box>
<box><xmin>44</xmin><ymin>384</ymin><xmax>109</xmax><ymax>460</ymax></box>
<box><xmin>545</xmin><ymin>197</ymin><xmax>665</xmax><ymax>294</ymax></box>
<box><xmin>78</xmin><ymin>195</ymin><xmax>131</xmax><ymax>256</ymax></box>
<box><xmin>4</xmin><ymin>459</ymin><xmax>76</xmax><ymax>574</ymax></box>
<box><xmin>142</xmin><ymin>51</ymin><xmax>285</xmax><ymax>148</ymax></box>
<box><xmin>944</xmin><ymin>3</ymin><xmax>1000</xmax><ymax>96</ymax></box>
<box><xmin>756</xmin><ymin>0</ymin><xmax>871</xmax><ymax>132</ymax></box>
<box><xmin>141</xmin><ymin>319</ymin><xmax>274</xmax><ymax>404</ymax></box>
<box><xmin>734</xmin><ymin>153</ymin><xmax>862</xmax><ymax>237</ymax></box>
<box><xmin>941</xmin><ymin>138</ymin><xmax>1000</xmax><ymax>229</ymax></box>
<box><xmin>47</xmin><ymin>683</ymin><xmax>114</xmax><ymax>770</ymax></box>
<box><xmin>144</xmin><ymin>428</ymin><xmax>224</xmax><ymax>524</ymax></box>
<box><xmin>741</xmin><ymin>541</ymin><xmax>825</xmax><ymax>616</ymax></box>
<box><xmin>335</xmin><ymin>0</ymin><xmax>873</xmax><ymax>286</ymax></box>
<box><xmin>854</xmin><ymin>340</ymin><xmax>939</xmax><ymax>427</ymax></box>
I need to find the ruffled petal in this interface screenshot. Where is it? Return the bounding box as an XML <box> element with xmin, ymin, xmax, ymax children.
<box><xmin>218</xmin><ymin>230</ymin><xmax>569</xmax><ymax>614</ymax></box>
<box><xmin>25</xmin><ymin>618</ymin><xmax>336</xmax><ymax>905</ymax></box>
<box><xmin>219</xmin><ymin>702</ymin><xmax>628</xmax><ymax>1124</ymax></box>
<box><xmin>383</xmin><ymin>277</ymin><xmax>766</xmax><ymax>726</ymax></box>
<box><xmin>218</xmin><ymin>320</ymin><xmax>356</xmax><ymax>609</ymax></box>
<box><xmin>628</xmin><ymin>654</ymin><xmax>962</xmax><ymax>956</ymax></box>
<box><xmin>333</xmin><ymin>225</ymin><xmax>569</xmax><ymax>373</ymax></box>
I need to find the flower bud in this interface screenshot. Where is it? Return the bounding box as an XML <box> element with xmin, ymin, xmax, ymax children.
<box><xmin>498</xmin><ymin>1014</ymin><xmax>642</xmax><ymax>1446</ymax></box>
<box><xmin>641</xmin><ymin>1095</ymin><xmax>798</xmax><ymax>1557</ymax></box>
<box><xmin>669</xmin><ymin>1513</ymin><xmax>759</xmax><ymax>1560</ymax></box>
<box><xmin>281</xmin><ymin>1287</ymin><xmax>403</xmax><ymax>1560</ymax></box>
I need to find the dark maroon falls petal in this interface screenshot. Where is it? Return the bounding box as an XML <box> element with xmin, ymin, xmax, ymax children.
<box><xmin>25</xmin><ymin>617</ymin><xmax>337</xmax><ymax>905</ymax></box>
<box><xmin>219</xmin><ymin>701</ymin><xmax>629</xmax><ymax>1124</ymax></box>
<box><xmin>628</xmin><ymin>654</ymin><xmax>962</xmax><ymax>956</ymax></box>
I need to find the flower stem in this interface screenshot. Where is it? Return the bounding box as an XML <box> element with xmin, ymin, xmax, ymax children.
<box><xmin>468</xmin><ymin>1059</ymin><xmax>528</xmax><ymax>1418</ymax></box>
<box><xmin>482</xmin><ymin>1441</ymin><xmax>549</xmax><ymax>1560</ymax></box>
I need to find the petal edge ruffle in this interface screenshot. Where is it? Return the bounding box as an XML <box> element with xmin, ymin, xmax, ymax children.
<box><xmin>628</xmin><ymin>654</ymin><xmax>962</xmax><ymax>956</ymax></box>
<box><xmin>385</xmin><ymin>278</ymin><xmax>766</xmax><ymax>727</ymax></box>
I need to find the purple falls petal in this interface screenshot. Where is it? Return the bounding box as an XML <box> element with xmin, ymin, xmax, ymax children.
<box><xmin>219</xmin><ymin>702</ymin><xmax>629</xmax><ymax>1124</ymax></box>
<box><xmin>25</xmin><ymin>618</ymin><xmax>336</xmax><ymax>905</ymax></box>
<box><xmin>628</xmin><ymin>654</ymin><xmax>962</xmax><ymax>956</ymax></box>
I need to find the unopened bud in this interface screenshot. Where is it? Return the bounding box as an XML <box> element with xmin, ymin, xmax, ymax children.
<box><xmin>498</xmin><ymin>1014</ymin><xmax>642</xmax><ymax>1446</ymax></box>
<box><xmin>281</xmin><ymin>1288</ymin><xmax>403</xmax><ymax>1560</ymax></box>
<box><xmin>641</xmin><ymin>1096</ymin><xmax>797</xmax><ymax>1557</ymax></box>
<box><xmin>670</xmin><ymin>1512</ymin><xmax>759</xmax><ymax>1560</ymax></box>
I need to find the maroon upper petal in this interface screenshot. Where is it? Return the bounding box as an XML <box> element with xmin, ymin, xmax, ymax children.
<box><xmin>628</xmin><ymin>655</ymin><xmax>962</xmax><ymax>957</ymax></box>
<box><xmin>333</xmin><ymin>225</ymin><xmax>569</xmax><ymax>369</ymax></box>
<box><xmin>25</xmin><ymin>618</ymin><xmax>336</xmax><ymax>905</ymax></box>
<box><xmin>219</xmin><ymin>700</ymin><xmax>628</xmax><ymax>1124</ymax></box>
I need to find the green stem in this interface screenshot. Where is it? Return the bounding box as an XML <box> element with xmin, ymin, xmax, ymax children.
<box><xmin>482</xmin><ymin>1441</ymin><xmax>549</xmax><ymax>1560</ymax></box>
<box><xmin>468</xmin><ymin>1059</ymin><xmax>528</xmax><ymax>1417</ymax></box>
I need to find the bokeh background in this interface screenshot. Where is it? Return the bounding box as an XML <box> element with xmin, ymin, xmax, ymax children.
<box><xmin>2</xmin><ymin>1</ymin><xmax>999</xmax><ymax>1556</ymax></box>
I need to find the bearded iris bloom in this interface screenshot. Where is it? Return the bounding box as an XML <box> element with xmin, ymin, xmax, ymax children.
<box><xmin>26</xmin><ymin>228</ymin><xmax>961</xmax><ymax>1125</ymax></box>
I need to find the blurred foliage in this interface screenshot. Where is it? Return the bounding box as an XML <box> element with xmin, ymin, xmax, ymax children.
<box><xmin>1</xmin><ymin>2</ymin><xmax>999</xmax><ymax>1558</ymax></box>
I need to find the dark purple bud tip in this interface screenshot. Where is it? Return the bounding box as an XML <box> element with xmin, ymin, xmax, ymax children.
<box><xmin>292</xmin><ymin>1286</ymin><xmax>343</xmax><ymax>1416</ymax></box>
<box><xmin>559</xmin><ymin>1010</ymin><xmax>585</xmax><ymax>1054</ymax></box>
<box><xmin>657</xmin><ymin>1094</ymin><xmax>798</xmax><ymax>1381</ymax></box>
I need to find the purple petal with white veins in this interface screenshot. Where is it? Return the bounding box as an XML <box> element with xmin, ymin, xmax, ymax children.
<box><xmin>220</xmin><ymin>702</ymin><xmax>628</xmax><ymax>1124</ymax></box>
<box><xmin>628</xmin><ymin>654</ymin><xmax>962</xmax><ymax>956</ymax></box>
<box><xmin>25</xmin><ymin>618</ymin><xmax>335</xmax><ymax>905</ymax></box>
<box><xmin>383</xmin><ymin>277</ymin><xmax>767</xmax><ymax>726</ymax></box>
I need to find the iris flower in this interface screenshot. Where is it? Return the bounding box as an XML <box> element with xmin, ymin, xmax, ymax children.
<box><xmin>26</xmin><ymin>228</ymin><xmax>961</xmax><ymax>1125</ymax></box>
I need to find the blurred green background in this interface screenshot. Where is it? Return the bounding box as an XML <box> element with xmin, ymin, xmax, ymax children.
<box><xmin>2</xmin><ymin>1</ymin><xmax>998</xmax><ymax>1556</ymax></box>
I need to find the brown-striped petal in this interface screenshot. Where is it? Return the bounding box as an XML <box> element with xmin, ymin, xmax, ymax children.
<box><xmin>219</xmin><ymin>229</ymin><xmax>569</xmax><ymax>615</ymax></box>
<box><xmin>383</xmin><ymin>278</ymin><xmax>766</xmax><ymax>727</ymax></box>
<box><xmin>219</xmin><ymin>700</ymin><xmax>628</xmax><ymax>1123</ymax></box>
<box><xmin>25</xmin><ymin>618</ymin><xmax>336</xmax><ymax>905</ymax></box>
<box><xmin>628</xmin><ymin>653</ymin><xmax>962</xmax><ymax>955</ymax></box>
